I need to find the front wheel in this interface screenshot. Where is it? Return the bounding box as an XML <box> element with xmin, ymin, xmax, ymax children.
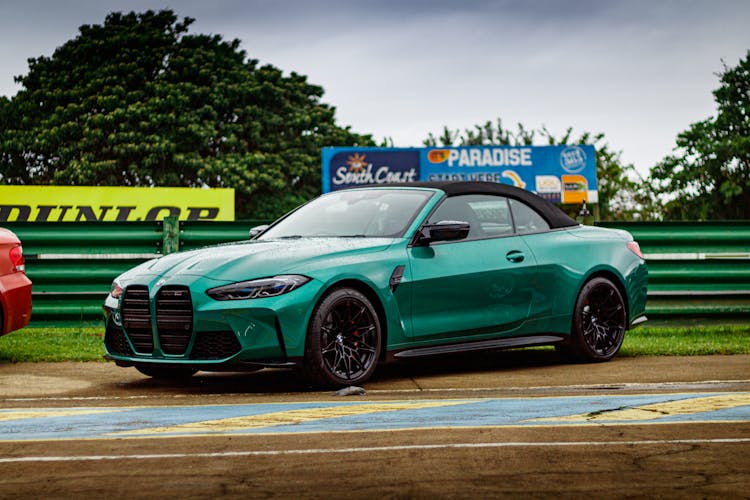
<box><xmin>559</xmin><ymin>277</ymin><xmax>626</xmax><ymax>362</ymax></box>
<box><xmin>303</xmin><ymin>287</ymin><xmax>382</xmax><ymax>388</ymax></box>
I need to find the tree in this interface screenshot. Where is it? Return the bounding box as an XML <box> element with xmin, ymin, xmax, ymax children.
<box><xmin>0</xmin><ymin>10</ymin><xmax>373</xmax><ymax>219</ymax></box>
<box><xmin>650</xmin><ymin>51</ymin><xmax>750</xmax><ymax>219</ymax></box>
<box><xmin>424</xmin><ymin>118</ymin><xmax>536</xmax><ymax>146</ymax></box>
<box><xmin>424</xmin><ymin>119</ymin><xmax>651</xmax><ymax>220</ymax></box>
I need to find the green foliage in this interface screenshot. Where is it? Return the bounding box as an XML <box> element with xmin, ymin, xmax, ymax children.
<box><xmin>424</xmin><ymin>119</ymin><xmax>652</xmax><ymax>220</ymax></box>
<box><xmin>0</xmin><ymin>10</ymin><xmax>373</xmax><ymax>219</ymax></box>
<box><xmin>424</xmin><ymin>118</ymin><xmax>537</xmax><ymax>146</ymax></box>
<box><xmin>650</xmin><ymin>51</ymin><xmax>750</xmax><ymax>220</ymax></box>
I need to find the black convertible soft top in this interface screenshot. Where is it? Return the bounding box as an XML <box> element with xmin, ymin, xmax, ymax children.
<box><xmin>365</xmin><ymin>181</ymin><xmax>579</xmax><ymax>229</ymax></box>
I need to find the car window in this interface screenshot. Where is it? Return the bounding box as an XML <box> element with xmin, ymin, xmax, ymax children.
<box><xmin>428</xmin><ymin>194</ymin><xmax>513</xmax><ymax>239</ymax></box>
<box><xmin>509</xmin><ymin>198</ymin><xmax>550</xmax><ymax>234</ymax></box>
<box><xmin>259</xmin><ymin>189</ymin><xmax>434</xmax><ymax>239</ymax></box>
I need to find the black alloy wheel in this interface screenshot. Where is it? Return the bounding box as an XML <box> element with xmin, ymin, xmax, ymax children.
<box><xmin>560</xmin><ymin>277</ymin><xmax>627</xmax><ymax>362</ymax></box>
<box><xmin>304</xmin><ymin>287</ymin><xmax>382</xmax><ymax>388</ymax></box>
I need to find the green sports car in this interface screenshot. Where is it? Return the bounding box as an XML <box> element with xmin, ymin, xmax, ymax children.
<box><xmin>104</xmin><ymin>181</ymin><xmax>648</xmax><ymax>387</ymax></box>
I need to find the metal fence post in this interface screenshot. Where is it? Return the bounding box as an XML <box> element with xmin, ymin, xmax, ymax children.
<box><xmin>162</xmin><ymin>216</ymin><xmax>179</xmax><ymax>254</ymax></box>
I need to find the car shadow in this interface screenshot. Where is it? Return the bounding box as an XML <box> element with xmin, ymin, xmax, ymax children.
<box><xmin>375</xmin><ymin>347</ymin><xmax>563</xmax><ymax>381</ymax></box>
<box><xmin>111</xmin><ymin>348</ymin><xmax>565</xmax><ymax>395</ymax></box>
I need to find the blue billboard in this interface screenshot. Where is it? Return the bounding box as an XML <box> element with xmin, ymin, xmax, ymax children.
<box><xmin>322</xmin><ymin>145</ymin><xmax>598</xmax><ymax>204</ymax></box>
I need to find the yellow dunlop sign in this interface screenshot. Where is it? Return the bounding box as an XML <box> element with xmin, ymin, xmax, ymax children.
<box><xmin>0</xmin><ymin>185</ymin><xmax>234</xmax><ymax>222</ymax></box>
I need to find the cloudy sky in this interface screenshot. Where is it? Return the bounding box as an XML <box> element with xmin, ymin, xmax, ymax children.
<box><xmin>1</xmin><ymin>0</ymin><xmax>749</xmax><ymax>176</ymax></box>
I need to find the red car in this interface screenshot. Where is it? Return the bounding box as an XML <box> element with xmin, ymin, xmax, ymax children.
<box><xmin>0</xmin><ymin>228</ymin><xmax>32</xmax><ymax>335</ymax></box>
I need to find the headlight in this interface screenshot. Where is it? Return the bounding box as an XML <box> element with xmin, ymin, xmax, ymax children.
<box><xmin>110</xmin><ymin>279</ymin><xmax>124</xmax><ymax>299</ymax></box>
<box><xmin>206</xmin><ymin>275</ymin><xmax>311</xmax><ymax>301</ymax></box>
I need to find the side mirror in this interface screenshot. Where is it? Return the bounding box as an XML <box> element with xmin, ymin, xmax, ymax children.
<box><xmin>414</xmin><ymin>221</ymin><xmax>470</xmax><ymax>246</ymax></box>
<box><xmin>249</xmin><ymin>225</ymin><xmax>269</xmax><ymax>239</ymax></box>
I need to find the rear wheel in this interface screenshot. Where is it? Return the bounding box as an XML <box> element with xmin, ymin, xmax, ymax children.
<box><xmin>559</xmin><ymin>277</ymin><xmax>626</xmax><ymax>362</ymax></box>
<box><xmin>303</xmin><ymin>287</ymin><xmax>382</xmax><ymax>388</ymax></box>
<box><xmin>135</xmin><ymin>364</ymin><xmax>197</xmax><ymax>380</ymax></box>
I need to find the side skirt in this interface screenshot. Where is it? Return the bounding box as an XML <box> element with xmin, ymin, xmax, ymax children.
<box><xmin>392</xmin><ymin>335</ymin><xmax>565</xmax><ymax>360</ymax></box>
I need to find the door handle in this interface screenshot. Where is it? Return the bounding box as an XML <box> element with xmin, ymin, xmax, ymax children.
<box><xmin>506</xmin><ymin>250</ymin><xmax>525</xmax><ymax>263</ymax></box>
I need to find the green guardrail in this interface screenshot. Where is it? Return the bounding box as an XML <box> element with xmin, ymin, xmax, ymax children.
<box><xmin>598</xmin><ymin>221</ymin><xmax>750</xmax><ymax>319</ymax></box>
<box><xmin>5</xmin><ymin>219</ymin><xmax>750</xmax><ymax>326</ymax></box>
<box><xmin>8</xmin><ymin>221</ymin><xmax>165</xmax><ymax>324</ymax></box>
<box><xmin>8</xmin><ymin>218</ymin><xmax>271</xmax><ymax>325</ymax></box>
<box><xmin>179</xmin><ymin>219</ymin><xmax>269</xmax><ymax>251</ymax></box>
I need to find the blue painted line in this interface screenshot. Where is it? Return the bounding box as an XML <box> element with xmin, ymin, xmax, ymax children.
<box><xmin>0</xmin><ymin>392</ymin><xmax>748</xmax><ymax>441</ymax></box>
<box><xmin>231</xmin><ymin>393</ymin><xmax>745</xmax><ymax>435</ymax></box>
<box><xmin>0</xmin><ymin>402</ymin><xmax>361</xmax><ymax>441</ymax></box>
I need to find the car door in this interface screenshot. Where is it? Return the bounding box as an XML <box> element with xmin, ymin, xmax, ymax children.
<box><xmin>407</xmin><ymin>194</ymin><xmax>538</xmax><ymax>341</ymax></box>
<box><xmin>507</xmin><ymin>197</ymin><xmax>568</xmax><ymax>321</ymax></box>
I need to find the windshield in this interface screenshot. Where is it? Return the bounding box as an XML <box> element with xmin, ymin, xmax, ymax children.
<box><xmin>259</xmin><ymin>189</ymin><xmax>435</xmax><ymax>239</ymax></box>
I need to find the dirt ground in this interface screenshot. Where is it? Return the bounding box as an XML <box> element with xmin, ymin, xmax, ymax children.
<box><xmin>1</xmin><ymin>353</ymin><xmax>749</xmax><ymax>498</ymax></box>
<box><xmin>2</xmin><ymin>351</ymin><xmax>749</xmax><ymax>401</ymax></box>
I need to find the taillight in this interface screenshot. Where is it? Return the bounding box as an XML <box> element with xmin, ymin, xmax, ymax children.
<box><xmin>9</xmin><ymin>245</ymin><xmax>25</xmax><ymax>272</ymax></box>
<box><xmin>627</xmin><ymin>241</ymin><xmax>645</xmax><ymax>260</ymax></box>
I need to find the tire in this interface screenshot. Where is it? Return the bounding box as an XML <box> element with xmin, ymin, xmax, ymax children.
<box><xmin>303</xmin><ymin>287</ymin><xmax>382</xmax><ymax>388</ymax></box>
<box><xmin>135</xmin><ymin>364</ymin><xmax>197</xmax><ymax>380</ymax></box>
<box><xmin>559</xmin><ymin>277</ymin><xmax>626</xmax><ymax>362</ymax></box>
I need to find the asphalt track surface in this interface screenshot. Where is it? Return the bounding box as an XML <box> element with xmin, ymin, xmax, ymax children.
<box><xmin>1</xmin><ymin>351</ymin><xmax>749</xmax><ymax>499</ymax></box>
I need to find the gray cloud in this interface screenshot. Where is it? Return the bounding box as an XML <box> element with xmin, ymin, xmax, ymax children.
<box><xmin>1</xmin><ymin>0</ymin><xmax>749</xmax><ymax>174</ymax></box>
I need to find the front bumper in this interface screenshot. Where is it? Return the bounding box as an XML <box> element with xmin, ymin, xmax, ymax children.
<box><xmin>103</xmin><ymin>279</ymin><xmax>321</xmax><ymax>369</ymax></box>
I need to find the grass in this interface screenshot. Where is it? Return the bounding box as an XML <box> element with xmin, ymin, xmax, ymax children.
<box><xmin>0</xmin><ymin>324</ymin><xmax>748</xmax><ymax>363</ymax></box>
<box><xmin>0</xmin><ymin>327</ymin><xmax>105</xmax><ymax>362</ymax></box>
<box><xmin>620</xmin><ymin>324</ymin><xmax>750</xmax><ymax>356</ymax></box>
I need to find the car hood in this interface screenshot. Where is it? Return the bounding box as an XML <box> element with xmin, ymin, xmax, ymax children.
<box><xmin>121</xmin><ymin>237</ymin><xmax>400</xmax><ymax>284</ymax></box>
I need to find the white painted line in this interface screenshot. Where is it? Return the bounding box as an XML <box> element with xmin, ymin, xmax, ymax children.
<box><xmin>3</xmin><ymin>380</ymin><xmax>749</xmax><ymax>402</ymax></box>
<box><xmin>367</xmin><ymin>380</ymin><xmax>750</xmax><ymax>394</ymax></box>
<box><xmin>33</xmin><ymin>253</ymin><xmax>161</xmax><ymax>260</ymax></box>
<box><xmin>2</xmin><ymin>438</ymin><xmax>749</xmax><ymax>463</ymax></box>
<box><xmin>647</xmin><ymin>290</ymin><xmax>750</xmax><ymax>296</ymax></box>
<box><xmin>2</xmin><ymin>395</ymin><xmax>201</xmax><ymax>402</ymax></box>
<box><xmin>644</xmin><ymin>252</ymin><xmax>750</xmax><ymax>260</ymax></box>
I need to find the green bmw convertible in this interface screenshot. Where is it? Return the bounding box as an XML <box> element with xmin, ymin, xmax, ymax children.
<box><xmin>104</xmin><ymin>181</ymin><xmax>648</xmax><ymax>387</ymax></box>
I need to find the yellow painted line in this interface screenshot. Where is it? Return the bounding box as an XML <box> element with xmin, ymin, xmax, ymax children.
<box><xmin>529</xmin><ymin>394</ymin><xmax>750</xmax><ymax>423</ymax></box>
<box><xmin>0</xmin><ymin>409</ymin><xmax>119</xmax><ymax>422</ymax></box>
<box><xmin>116</xmin><ymin>401</ymin><xmax>470</xmax><ymax>436</ymax></box>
